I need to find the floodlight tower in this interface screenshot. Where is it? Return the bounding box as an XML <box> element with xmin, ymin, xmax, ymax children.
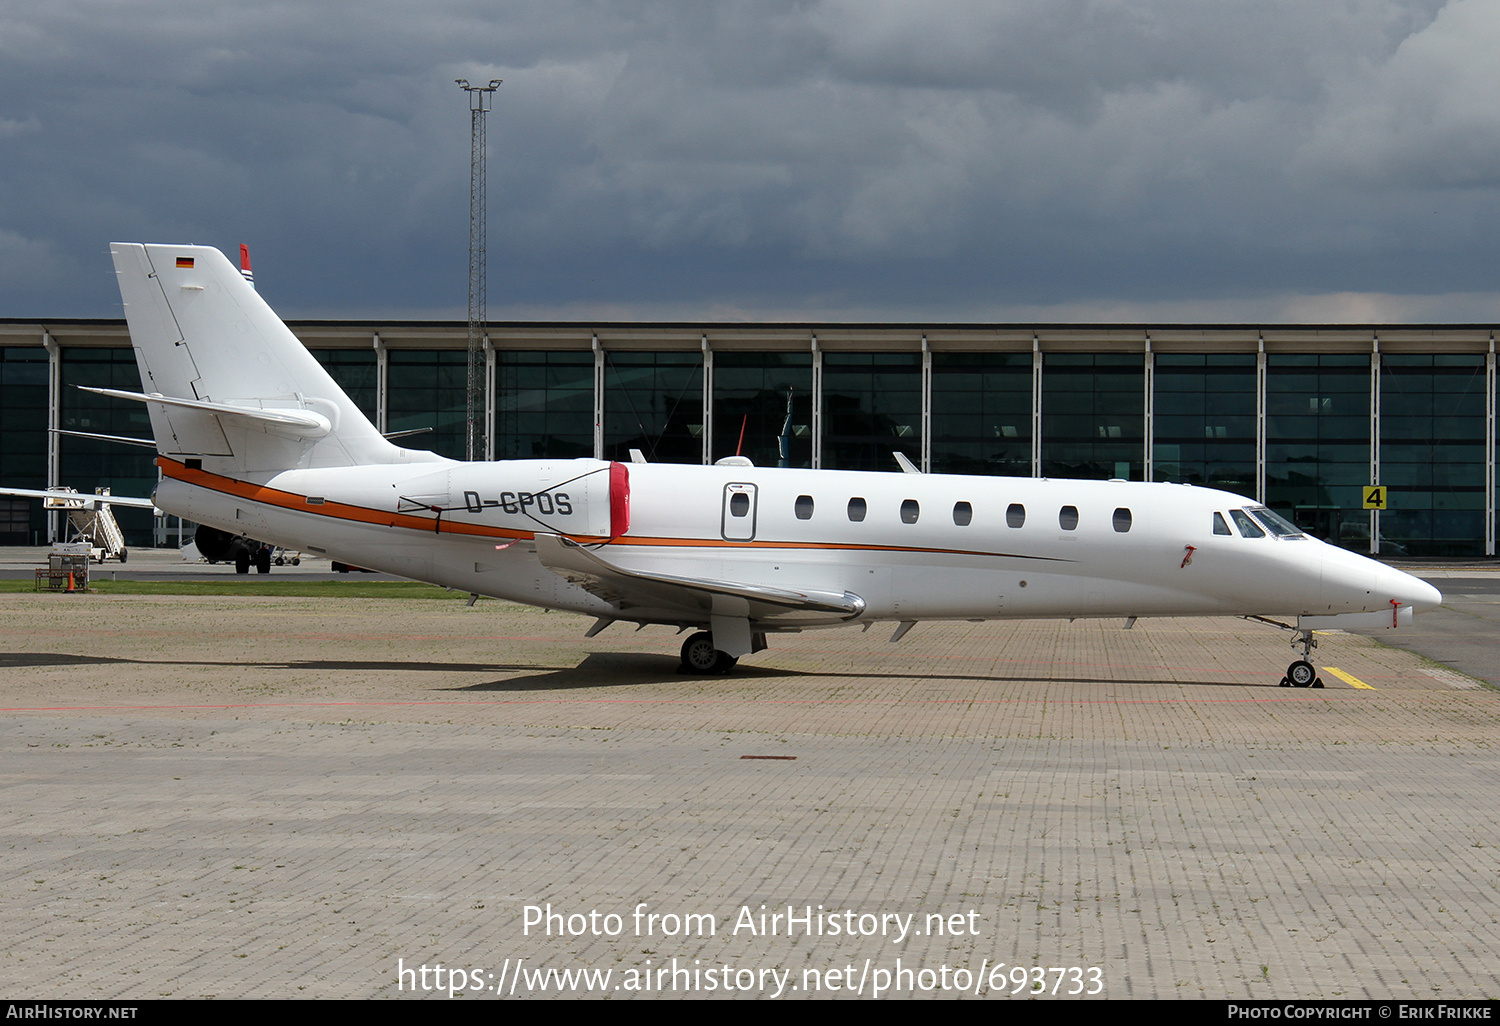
<box><xmin>457</xmin><ymin>78</ymin><xmax>501</xmax><ymax>461</ymax></box>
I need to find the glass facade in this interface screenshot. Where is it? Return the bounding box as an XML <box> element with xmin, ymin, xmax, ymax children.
<box><xmin>1266</xmin><ymin>354</ymin><xmax>1371</xmax><ymax>550</ymax></box>
<box><xmin>1153</xmin><ymin>353</ymin><xmax>1257</xmax><ymax>498</ymax></box>
<box><xmin>1041</xmin><ymin>353</ymin><xmax>1143</xmax><ymax>480</ymax></box>
<box><xmin>930</xmin><ymin>352</ymin><xmax>1032</xmax><ymax>476</ymax></box>
<box><xmin>711</xmin><ymin>352</ymin><xmax>813</xmax><ymax>468</ymax></box>
<box><xmin>0</xmin><ymin>347</ymin><xmax>49</xmax><ymax>542</ymax></box>
<box><xmin>305</xmin><ymin>348</ymin><xmax>378</xmax><ymax>424</ymax></box>
<box><xmin>59</xmin><ymin>348</ymin><xmax>157</xmax><ymax>547</ymax></box>
<box><xmin>604</xmin><ymin>352</ymin><xmax>703</xmax><ymax>464</ymax></box>
<box><xmin>387</xmin><ymin>350</ymin><xmax>467</xmax><ymax>460</ymax></box>
<box><xmin>1379</xmin><ymin>354</ymin><xmax>1486</xmax><ymax>556</ymax></box>
<box><xmin>495</xmin><ymin>350</ymin><xmax>595</xmax><ymax>460</ymax></box>
<box><xmin>822</xmin><ymin>352</ymin><xmax>922</xmax><ymax>472</ymax></box>
<box><xmin>4</xmin><ymin>324</ymin><xmax>1499</xmax><ymax>554</ymax></box>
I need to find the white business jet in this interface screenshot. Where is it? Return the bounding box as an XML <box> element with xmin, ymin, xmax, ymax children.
<box><xmin>101</xmin><ymin>243</ymin><xmax>1440</xmax><ymax>686</ymax></box>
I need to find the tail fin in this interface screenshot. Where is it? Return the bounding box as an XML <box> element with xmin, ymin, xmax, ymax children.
<box><xmin>110</xmin><ymin>243</ymin><xmax>415</xmax><ymax>476</ymax></box>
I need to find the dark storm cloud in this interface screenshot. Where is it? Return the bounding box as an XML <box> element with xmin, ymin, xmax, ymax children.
<box><xmin>0</xmin><ymin>0</ymin><xmax>1495</xmax><ymax>321</ymax></box>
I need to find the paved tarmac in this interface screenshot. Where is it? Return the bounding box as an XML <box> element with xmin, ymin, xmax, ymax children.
<box><xmin>1</xmin><ymin>548</ymin><xmax>1497</xmax><ymax>1000</ymax></box>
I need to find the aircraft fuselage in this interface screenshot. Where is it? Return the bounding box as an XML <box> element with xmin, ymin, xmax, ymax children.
<box><xmin>153</xmin><ymin>455</ymin><xmax>1437</xmax><ymax>632</ymax></box>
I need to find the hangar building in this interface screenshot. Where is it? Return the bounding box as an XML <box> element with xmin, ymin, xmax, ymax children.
<box><xmin>1</xmin><ymin>319</ymin><xmax>1493</xmax><ymax>556</ymax></box>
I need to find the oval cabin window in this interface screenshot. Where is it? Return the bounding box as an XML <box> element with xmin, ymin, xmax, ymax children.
<box><xmin>1006</xmin><ymin>503</ymin><xmax>1025</xmax><ymax>528</ymax></box>
<box><xmin>729</xmin><ymin>492</ymin><xmax>750</xmax><ymax>517</ymax></box>
<box><xmin>901</xmin><ymin>499</ymin><xmax>920</xmax><ymax>524</ymax></box>
<box><xmin>847</xmin><ymin>497</ymin><xmax>867</xmax><ymax>522</ymax></box>
<box><xmin>1059</xmin><ymin>505</ymin><xmax>1079</xmax><ymax>531</ymax></box>
<box><xmin>952</xmin><ymin>501</ymin><xmax>973</xmax><ymax>526</ymax></box>
<box><xmin>795</xmin><ymin>495</ymin><xmax>814</xmax><ymax>520</ymax></box>
<box><xmin>1112</xmin><ymin>507</ymin><xmax>1132</xmax><ymax>533</ymax></box>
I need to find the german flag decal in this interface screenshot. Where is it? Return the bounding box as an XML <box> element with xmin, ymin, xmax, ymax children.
<box><xmin>176</xmin><ymin>257</ymin><xmax>194</xmax><ymax>268</ymax></box>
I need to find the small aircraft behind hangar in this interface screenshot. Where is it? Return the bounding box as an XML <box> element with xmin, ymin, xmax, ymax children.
<box><xmin>101</xmin><ymin>243</ymin><xmax>1441</xmax><ymax>685</ymax></box>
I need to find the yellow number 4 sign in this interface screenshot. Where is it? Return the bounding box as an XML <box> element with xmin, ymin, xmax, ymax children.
<box><xmin>1363</xmin><ymin>485</ymin><xmax>1387</xmax><ymax>509</ymax></box>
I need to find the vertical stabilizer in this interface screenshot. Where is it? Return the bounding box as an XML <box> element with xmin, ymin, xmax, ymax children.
<box><xmin>110</xmin><ymin>243</ymin><xmax>422</xmax><ymax>477</ymax></box>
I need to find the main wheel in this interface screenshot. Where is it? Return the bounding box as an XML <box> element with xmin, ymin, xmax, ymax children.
<box><xmin>235</xmin><ymin>551</ymin><xmax>250</xmax><ymax>574</ymax></box>
<box><xmin>1287</xmin><ymin>659</ymin><xmax>1317</xmax><ymax>688</ymax></box>
<box><xmin>680</xmin><ymin>631</ymin><xmax>735</xmax><ymax>674</ymax></box>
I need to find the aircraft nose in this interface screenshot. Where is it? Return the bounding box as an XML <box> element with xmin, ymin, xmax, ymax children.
<box><xmin>1385</xmin><ymin>567</ymin><xmax>1442</xmax><ymax>613</ymax></box>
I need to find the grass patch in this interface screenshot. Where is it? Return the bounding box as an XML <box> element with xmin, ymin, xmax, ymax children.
<box><xmin>4</xmin><ymin>579</ymin><xmax>472</xmax><ymax>599</ymax></box>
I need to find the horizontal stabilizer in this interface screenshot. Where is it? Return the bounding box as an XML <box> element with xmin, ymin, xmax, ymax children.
<box><xmin>0</xmin><ymin>486</ymin><xmax>159</xmax><ymax>511</ymax></box>
<box><xmin>79</xmin><ymin>387</ymin><xmax>332</xmax><ymax>438</ymax></box>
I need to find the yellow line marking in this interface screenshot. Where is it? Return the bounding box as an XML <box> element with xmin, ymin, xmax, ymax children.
<box><xmin>1324</xmin><ymin>666</ymin><xmax>1374</xmax><ymax>690</ymax></box>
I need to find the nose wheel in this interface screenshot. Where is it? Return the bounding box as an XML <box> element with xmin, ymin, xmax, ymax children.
<box><xmin>680</xmin><ymin>631</ymin><xmax>737</xmax><ymax>674</ymax></box>
<box><xmin>1279</xmin><ymin>629</ymin><xmax>1324</xmax><ymax>688</ymax></box>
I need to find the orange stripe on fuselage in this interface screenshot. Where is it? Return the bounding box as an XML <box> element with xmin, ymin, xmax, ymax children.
<box><xmin>157</xmin><ymin>457</ymin><xmax>1067</xmax><ymax>562</ymax></box>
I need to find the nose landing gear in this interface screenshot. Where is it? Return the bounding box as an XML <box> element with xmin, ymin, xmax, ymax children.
<box><xmin>1279</xmin><ymin>629</ymin><xmax>1324</xmax><ymax>689</ymax></box>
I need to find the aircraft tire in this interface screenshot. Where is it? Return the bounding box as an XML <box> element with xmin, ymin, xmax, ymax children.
<box><xmin>680</xmin><ymin>632</ymin><xmax>734</xmax><ymax>674</ymax></box>
<box><xmin>119</xmin><ymin>549</ymin><xmax>128</xmax><ymax>564</ymax></box>
<box><xmin>235</xmin><ymin>552</ymin><xmax>250</xmax><ymax>574</ymax></box>
<box><xmin>1287</xmin><ymin>660</ymin><xmax>1317</xmax><ymax>688</ymax></box>
<box><xmin>255</xmin><ymin>549</ymin><xmax>272</xmax><ymax>574</ymax></box>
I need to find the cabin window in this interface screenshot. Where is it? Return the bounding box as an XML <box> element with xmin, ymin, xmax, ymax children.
<box><xmin>1230</xmin><ymin>509</ymin><xmax>1265</xmax><ymax>538</ymax></box>
<box><xmin>795</xmin><ymin>495</ymin><xmax>814</xmax><ymax>520</ymax></box>
<box><xmin>847</xmin><ymin>497</ymin><xmax>867</xmax><ymax>522</ymax></box>
<box><xmin>1059</xmin><ymin>505</ymin><xmax>1079</xmax><ymax>531</ymax></box>
<box><xmin>952</xmin><ymin>501</ymin><xmax>973</xmax><ymax>526</ymax></box>
<box><xmin>1213</xmin><ymin>512</ymin><xmax>1232</xmax><ymax>536</ymax></box>
<box><xmin>901</xmin><ymin>499</ymin><xmax>920</xmax><ymax>524</ymax></box>
<box><xmin>1006</xmin><ymin>503</ymin><xmax>1025</xmax><ymax>528</ymax></box>
<box><xmin>1112</xmin><ymin>507</ymin><xmax>1132</xmax><ymax>533</ymax></box>
<box><xmin>729</xmin><ymin>492</ymin><xmax>750</xmax><ymax>517</ymax></box>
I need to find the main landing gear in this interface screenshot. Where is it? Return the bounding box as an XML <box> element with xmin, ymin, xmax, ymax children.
<box><xmin>1279</xmin><ymin>628</ymin><xmax>1324</xmax><ymax>689</ymax></box>
<box><xmin>680</xmin><ymin>631</ymin><xmax>737</xmax><ymax>675</ymax></box>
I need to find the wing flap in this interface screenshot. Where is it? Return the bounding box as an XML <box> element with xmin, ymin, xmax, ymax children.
<box><xmin>533</xmin><ymin>533</ymin><xmax>865</xmax><ymax>625</ymax></box>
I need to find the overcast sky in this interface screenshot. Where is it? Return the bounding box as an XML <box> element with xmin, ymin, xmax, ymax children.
<box><xmin>3</xmin><ymin>0</ymin><xmax>1498</xmax><ymax>322</ymax></box>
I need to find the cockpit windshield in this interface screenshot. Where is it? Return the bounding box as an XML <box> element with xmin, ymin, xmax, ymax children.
<box><xmin>1246</xmin><ymin>506</ymin><xmax>1304</xmax><ymax>539</ymax></box>
<box><xmin>1229</xmin><ymin>509</ymin><xmax>1265</xmax><ymax>538</ymax></box>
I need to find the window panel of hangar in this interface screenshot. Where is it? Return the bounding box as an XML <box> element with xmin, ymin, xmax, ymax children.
<box><xmin>931</xmin><ymin>352</ymin><xmax>1032</xmax><ymax>476</ymax></box>
<box><xmin>1040</xmin><ymin>353</ymin><xmax>1143</xmax><ymax>481</ymax></box>
<box><xmin>711</xmin><ymin>352</ymin><xmax>812</xmax><ymax>468</ymax></box>
<box><xmin>1380</xmin><ymin>354</ymin><xmax>1484</xmax><ymax>556</ymax></box>
<box><xmin>387</xmin><ymin>349</ymin><xmax>468</xmax><ymax>460</ymax></box>
<box><xmin>496</xmin><ymin>351</ymin><xmax>595</xmax><ymax>460</ymax></box>
<box><xmin>604</xmin><ymin>351</ymin><xmax>704</xmax><ymax>464</ymax></box>
<box><xmin>0</xmin><ymin>347</ymin><xmax>49</xmax><ymax>543</ymax></box>
<box><xmin>1152</xmin><ymin>353</ymin><xmax>1256</xmax><ymax>497</ymax></box>
<box><xmin>1265</xmin><ymin>354</ymin><xmax>1370</xmax><ymax>550</ymax></box>
<box><xmin>822</xmin><ymin>352</ymin><xmax>922</xmax><ymax>471</ymax></box>
<box><xmin>307</xmin><ymin>348</ymin><xmax>378</xmax><ymax>424</ymax></box>
<box><xmin>58</xmin><ymin>348</ymin><xmax>157</xmax><ymax>548</ymax></box>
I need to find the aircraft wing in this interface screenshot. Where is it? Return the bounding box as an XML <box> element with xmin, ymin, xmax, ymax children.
<box><xmin>0</xmin><ymin>487</ymin><xmax>159</xmax><ymax>511</ymax></box>
<box><xmin>533</xmin><ymin>533</ymin><xmax>865</xmax><ymax>625</ymax></box>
